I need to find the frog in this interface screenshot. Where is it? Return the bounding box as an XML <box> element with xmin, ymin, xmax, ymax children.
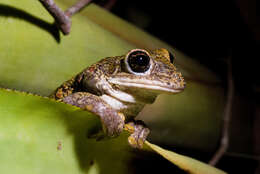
<box><xmin>50</xmin><ymin>48</ymin><xmax>185</xmax><ymax>148</ymax></box>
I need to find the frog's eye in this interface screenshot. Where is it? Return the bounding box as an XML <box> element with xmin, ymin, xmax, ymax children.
<box><xmin>169</xmin><ymin>52</ymin><xmax>175</xmax><ymax>64</ymax></box>
<box><xmin>125</xmin><ymin>49</ymin><xmax>152</xmax><ymax>74</ymax></box>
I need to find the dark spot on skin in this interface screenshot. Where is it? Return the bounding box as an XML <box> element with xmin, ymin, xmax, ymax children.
<box><xmin>57</xmin><ymin>141</ymin><xmax>62</xmax><ymax>151</ymax></box>
<box><xmin>89</xmin><ymin>160</ymin><xmax>94</xmax><ymax>166</ymax></box>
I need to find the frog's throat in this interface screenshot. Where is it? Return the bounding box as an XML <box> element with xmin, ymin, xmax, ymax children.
<box><xmin>108</xmin><ymin>78</ymin><xmax>184</xmax><ymax>94</ymax></box>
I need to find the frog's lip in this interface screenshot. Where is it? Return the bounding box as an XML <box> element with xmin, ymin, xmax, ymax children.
<box><xmin>108</xmin><ymin>78</ymin><xmax>184</xmax><ymax>93</ymax></box>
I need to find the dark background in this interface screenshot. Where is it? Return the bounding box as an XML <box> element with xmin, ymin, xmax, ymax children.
<box><xmin>96</xmin><ymin>0</ymin><xmax>260</xmax><ymax>173</ymax></box>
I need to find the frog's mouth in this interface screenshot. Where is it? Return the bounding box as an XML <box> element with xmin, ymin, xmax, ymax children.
<box><xmin>108</xmin><ymin>77</ymin><xmax>185</xmax><ymax>94</ymax></box>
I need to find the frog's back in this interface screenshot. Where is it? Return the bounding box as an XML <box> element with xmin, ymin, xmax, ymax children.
<box><xmin>50</xmin><ymin>56</ymin><xmax>123</xmax><ymax>100</ymax></box>
<box><xmin>50</xmin><ymin>77</ymin><xmax>78</xmax><ymax>101</ymax></box>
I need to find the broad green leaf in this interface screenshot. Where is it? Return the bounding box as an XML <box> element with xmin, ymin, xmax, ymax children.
<box><xmin>0</xmin><ymin>89</ymin><xmax>226</xmax><ymax>174</ymax></box>
<box><xmin>0</xmin><ymin>88</ymin><xmax>133</xmax><ymax>174</ymax></box>
<box><xmin>0</xmin><ymin>0</ymin><xmax>220</xmax><ymax>95</ymax></box>
<box><xmin>0</xmin><ymin>0</ymin><xmax>135</xmax><ymax>96</ymax></box>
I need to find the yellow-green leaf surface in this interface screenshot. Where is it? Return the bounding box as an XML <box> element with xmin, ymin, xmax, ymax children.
<box><xmin>145</xmin><ymin>141</ymin><xmax>227</xmax><ymax>174</ymax></box>
<box><xmin>0</xmin><ymin>88</ymin><xmax>133</xmax><ymax>173</ymax></box>
<box><xmin>0</xmin><ymin>0</ymin><xmax>135</xmax><ymax>96</ymax></box>
<box><xmin>0</xmin><ymin>0</ymin><xmax>220</xmax><ymax>93</ymax></box>
<box><xmin>0</xmin><ymin>89</ymin><xmax>226</xmax><ymax>174</ymax></box>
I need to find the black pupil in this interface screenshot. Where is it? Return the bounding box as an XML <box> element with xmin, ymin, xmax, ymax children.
<box><xmin>128</xmin><ymin>51</ymin><xmax>150</xmax><ymax>73</ymax></box>
<box><xmin>169</xmin><ymin>52</ymin><xmax>175</xmax><ymax>63</ymax></box>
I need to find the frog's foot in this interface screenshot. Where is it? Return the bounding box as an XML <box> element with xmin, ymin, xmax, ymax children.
<box><xmin>124</xmin><ymin>120</ymin><xmax>150</xmax><ymax>149</ymax></box>
<box><xmin>100</xmin><ymin>111</ymin><xmax>125</xmax><ymax>137</ymax></box>
<box><xmin>63</xmin><ymin>92</ymin><xmax>125</xmax><ymax>138</ymax></box>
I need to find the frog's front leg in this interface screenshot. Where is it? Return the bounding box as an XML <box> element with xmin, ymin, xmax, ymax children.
<box><xmin>124</xmin><ymin>120</ymin><xmax>150</xmax><ymax>148</ymax></box>
<box><xmin>63</xmin><ymin>92</ymin><xmax>125</xmax><ymax>137</ymax></box>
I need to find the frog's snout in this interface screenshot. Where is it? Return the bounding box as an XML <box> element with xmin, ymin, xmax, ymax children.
<box><xmin>167</xmin><ymin>71</ymin><xmax>185</xmax><ymax>92</ymax></box>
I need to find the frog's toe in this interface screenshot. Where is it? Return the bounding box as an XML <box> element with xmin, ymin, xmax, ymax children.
<box><xmin>137</xmin><ymin>127</ymin><xmax>150</xmax><ymax>147</ymax></box>
<box><xmin>126</xmin><ymin>121</ymin><xmax>150</xmax><ymax>149</ymax></box>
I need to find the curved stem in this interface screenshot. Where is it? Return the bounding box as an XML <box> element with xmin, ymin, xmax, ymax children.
<box><xmin>209</xmin><ymin>54</ymin><xmax>234</xmax><ymax>165</ymax></box>
<box><xmin>39</xmin><ymin>0</ymin><xmax>92</xmax><ymax>35</ymax></box>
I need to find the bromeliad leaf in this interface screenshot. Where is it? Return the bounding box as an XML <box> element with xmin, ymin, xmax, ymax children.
<box><xmin>0</xmin><ymin>88</ymin><xmax>132</xmax><ymax>174</ymax></box>
<box><xmin>145</xmin><ymin>141</ymin><xmax>227</xmax><ymax>174</ymax></box>
<box><xmin>0</xmin><ymin>89</ymin><xmax>226</xmax><ymax>174</ymax></box>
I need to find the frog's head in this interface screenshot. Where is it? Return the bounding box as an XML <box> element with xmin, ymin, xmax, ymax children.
<box><xmin>107</xmin><ymin>48</ymin><xmax>185</xmax><ymax>103</ymax></box>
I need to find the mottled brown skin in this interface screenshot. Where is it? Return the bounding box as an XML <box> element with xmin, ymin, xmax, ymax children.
<box><xmin>51</xmin><ymin>48</ymin><xmax>185</xmax><ymax>148</ymax></box>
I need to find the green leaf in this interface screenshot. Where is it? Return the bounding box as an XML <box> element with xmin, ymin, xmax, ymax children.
<box><xmin>0</xmin><ymin>0</ymin><xmax>219</xmax><ymax>95</ymax></box>
<box><xmin>0</xmin><ymin>88</ymin><xmax>133</xmax><ymax>174</ymax></box>
<box><xmin>0</xmin><ymin>88</ymin><xmax>227</xmax><ymax>174</ymax></box>
<box><xmin>145</xmin><ymin>141</ymin><xmax>227</xmax><ymax>174</ymax></box>
<box><xmin>0</xmin><ymin>0</ymin><xmax>135</xmax><ymax>96</ymax></box>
